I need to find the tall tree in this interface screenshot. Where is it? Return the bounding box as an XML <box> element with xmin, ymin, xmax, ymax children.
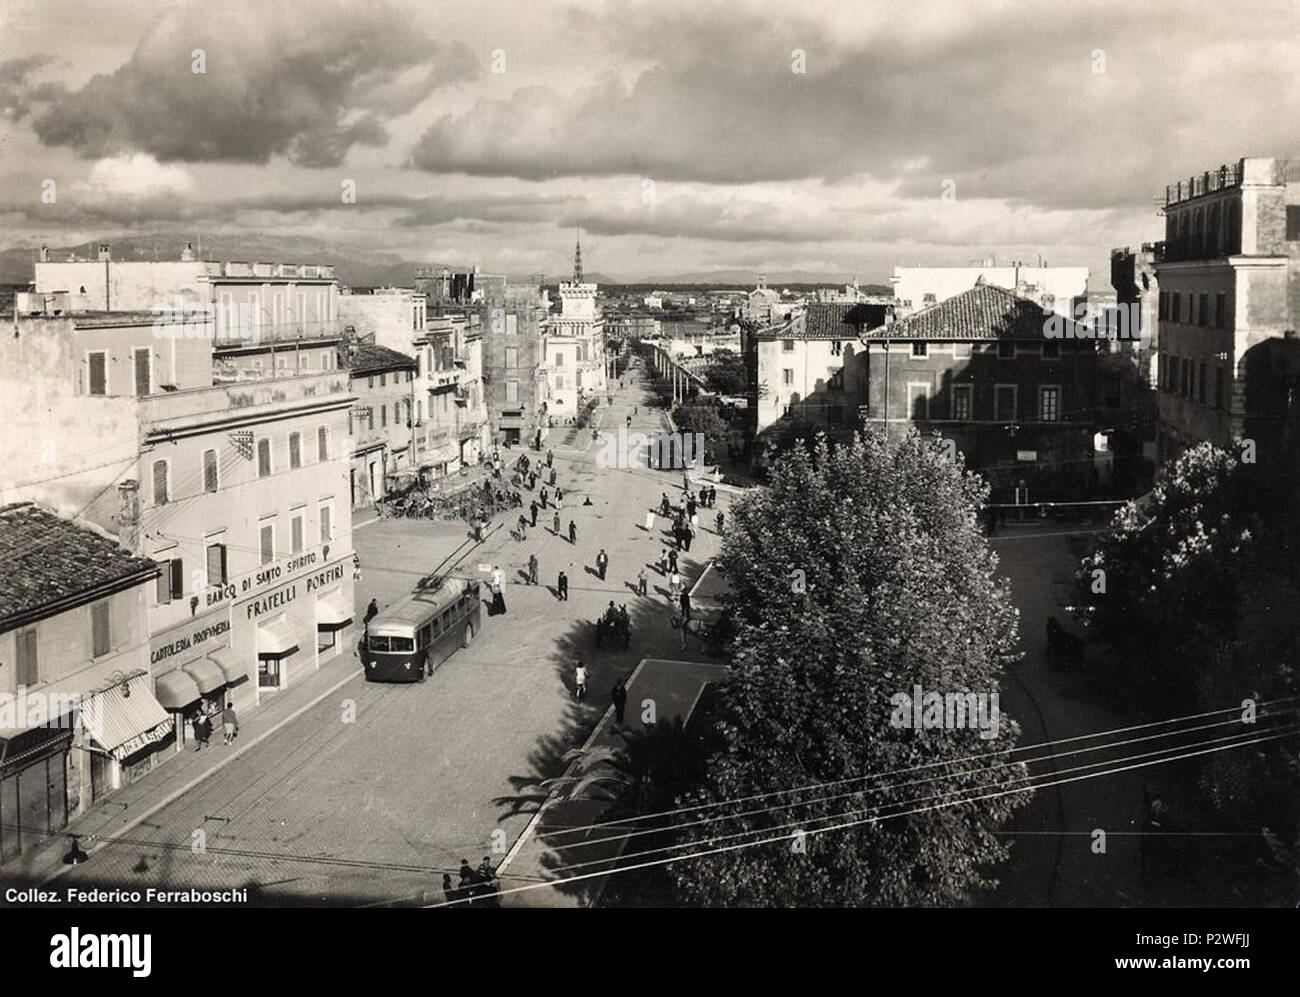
<box><xmin>668</xmin><ymin>430</ymin><xmax>1029</xmax><ymax>906</ymax></box>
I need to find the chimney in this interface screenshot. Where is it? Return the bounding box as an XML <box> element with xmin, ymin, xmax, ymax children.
<box><xmin>117</xmin><ymin>479</ymin><xmax>141</xmax><ymax>554</ymax></box>
<box><xmin>181</xmin><ymin>242</ymin><xmax>196</xmax><ymax>262</ymax></box>
<box><xmin>39</xmin><ymin>245</ymin><xmax>49</xmax><ymax>262</ymax></box>
<box><xmin>98</xmin><ymin>244</ymin><xmax>111</xmax><ymax>262</ymax></box>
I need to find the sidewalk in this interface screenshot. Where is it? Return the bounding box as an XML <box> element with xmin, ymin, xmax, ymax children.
<box><xmin>5</xmin><ymin>639</ymin><xmax>367</xmax><ymax>889</ymax></box>
<box><xmin>484</xmin><ymin>657</ymin><xmax>728</xmax><ymax>908</ymax></box>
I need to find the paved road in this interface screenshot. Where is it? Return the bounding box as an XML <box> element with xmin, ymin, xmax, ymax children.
<box><xmin>54</xmin><ymin>362</ymin><xmax>734</xmax><ymax>905</ymax></box>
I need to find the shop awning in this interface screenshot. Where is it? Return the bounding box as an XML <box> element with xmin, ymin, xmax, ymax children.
<box><xmin>256</xmin><ymin>619</ymin><xmax>299</xmax><ymax>659</ymax></box>
<box><xmin>496</xmin><ymin>416</ymin><xmax>526</xmax><ymax>429</ymax></box>
<box><xmin>154</xmin><ymin>670</ymin><xmax>202</xmax><ymax>711</ymax></box>
<box><xmin>84</xmin><ymin>676</ymin><xmax>174</xmax><ymax>761</ymax></box>
<box><xmin>182</xmin><ymin>657</ymin><xmax>226</xmax><ymax>694</ymax></box>
<box><xmin>208</xmin><ymin>646</ymin><xmax>247</xmax><ymax>685</ymax></box>
<box><xmin>315</xmin><ymin>592</ymin><xmax>353</xmax><ymax>629</ymax></box>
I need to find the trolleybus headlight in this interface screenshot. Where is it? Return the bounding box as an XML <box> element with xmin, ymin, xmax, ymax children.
<box><xmin>404</xmin><ymin>661</ymin><xmax>411</xmax><ymax>669</ymax></box>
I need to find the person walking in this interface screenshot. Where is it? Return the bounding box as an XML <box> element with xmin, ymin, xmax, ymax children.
<box><xmin>668</xmin><ymin>548</ymin><xmax>678</xmax><ymax>574</ymax></box>
<box><xmin>528</xmin><ymin>553</ymin><xmax>539</xmax><ymax>586</ymax></box>
<box><xmin>669</xmin><ymin>569</ymin><xmax>682</xmax><ymax>601</ymax></box>
<box><xmin>568</xmin><ymin>520</ymin><xmax>577</xmax><ymax>545</ymax></box>
<box><xmin>596</xmin><ymin>548</ymin><xmax>609</xmax><ymax>581</ymax></box>
<box><xmin>192</xmin><ymin>709</ymin><xmax>210</xmax><ymax>751</ymax></box>
<box><xmin>611</xmin><ymin>678</ymin><xmax>628</xmax><ymax>726</ymax></box>
<box><xmin>683</xmin><ymin>525</ymin><xmax>693</xmax><ymax>552</ymax></box>
<box><xmin>553</xmin><ymin>510</ymin><xmax>561</xmax><ymax>535</ymax></box>
<box><xmin>530</xmin><ymin>500</ymin><xmax>539</xmax><ymax>528</ymax></box>
<box><xmin>637</xmin><ymin>567</ymin><xmax>648</xmax><ymax>596</ymax></box>
<box><xmin>222</xmin><ymin>701</ymin><xmax>239</xmax><ymax>745</ymax></box>
<box><xmin>680</xmin><ymin>588</ymin><xmax>692</xmax><ymax>621</ymax></box>
<box><xmin>547</xmin><ymin>448</ymin><xmax>554</xmax><ymax>468</ymax></box>
<box><xmin>516</xmin><ymin>514</ymin><xmax>528</xmax><ymax>541</ymax></box>
<box><xmin>364</xmin><ymin>598</ymin><xmax>379</xmax><ymax>631</ymax></box>
<box><xmin>573</xmin><ymin>660</ymin><xmax>588</xmax><ymax>701</ymax></box>
<box><xmin>558</xmin><ymin>570</ymin><xmax>569</xmax><ymax>601</ymax></box>
<box><xmin>660</xmin><ymin>493</ymin><xmax>671</xmax><ymax>518</ymax></box>
<box><xmin>716</xmin><ymin>510</ymin><xmax>725</xmax><ymax>533</ymax></box>
<box><xmin>539</xmin><ymin>486</ymin><xmax>548</xmax><ymax>508</ymax></box>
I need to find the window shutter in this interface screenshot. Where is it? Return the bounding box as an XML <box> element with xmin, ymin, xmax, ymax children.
<box><xmin>170</xmin><ymin>558</ymin><xmax>184</xmax><ymax>599</ymax></box>
<box><xmin>204</xmin><ymin>450</ymin><xmax>218</xmax><ymax>492</ymax></box>
<box><xmin>153</xmin><ymin>460</ymin><xmax>168</xmax><ymax>504</ymax></box>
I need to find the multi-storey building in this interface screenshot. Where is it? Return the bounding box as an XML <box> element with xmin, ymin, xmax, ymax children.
<box><xmin>0</xmin><ymin>503</ymin><xmax>163</xmax><ymax>863</ymax></box>
<box><xmin>858</xmin><ymin>280</ymin><xmax>1102</xmax><ymax>499</ymax></box>
<box><xmin>482</xmin><ymin>297</ymin><xmax>552</xmax><ymax>447</ymax></box>
<box><xmin>338</xmin><ymin>286</ymin><xmax>427</xmax><ymax>354</ymax></box>
<box><xmin>341</xmin><ymin>344</ymin><xmax>419</xmax><ymax>508</ymax></box>
<box><xmin>545</xmin><ymin>237</ymin><xmax>607</xmax><ymax>414</ymax></box>
<box><xmin>415</xmin><ymin>312</ymin><xmax>489</xmax><ymax>473</ymax></box>
<box><xmin>1153</xmin><ymin>156</ymin><xmax>1300</xmax><ymax>464</ymax></box>
<box><xmin>890</xmin><ymin>263</ymin><xmax>1088</xmax><ymax>319</ymax></box>
<box><xmin>2</xmin><ymin>295</ymin><xmax>356</xmax><ymax>743</ymax></box>
<box><xmin>755</xmin><ymin>303</ymin><xmax>886</xmax><ymax>432</ymax></box>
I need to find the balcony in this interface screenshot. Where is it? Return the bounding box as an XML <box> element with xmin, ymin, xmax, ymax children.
<box><xmin>1164</xmin><ymin>163</ymin><xmax>1241</xmax><ymax>206</ymax></box>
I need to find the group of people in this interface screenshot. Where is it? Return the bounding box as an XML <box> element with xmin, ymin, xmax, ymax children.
<box><xmin>443</xmin><ymin>857</ymin><xmax>499</xmax><ymax>906</ymax></box>
<box><xmin>190</xmin><ymin>700</ymin><xmax>239</xmax><ymax>750</ymax></box>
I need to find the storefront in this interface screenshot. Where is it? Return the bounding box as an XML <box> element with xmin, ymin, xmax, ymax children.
<box><xmin>229</xmin><ymin>553</ymin><xmax>355</xmax><ymax>705</ymax></box>
<box><xmin>81</xmin><ymin>670</ymin><xmax>174</xmax><ymax>799</ymax></box>
<box><xmin>0</xmin><ymin>722</ymin><xmax>73</xmax><ymax>863</ymax></box>
<box><xmin>150</xmin><ymin>608</ymin><xmax>247</xmax><ymax>751</ymax></box>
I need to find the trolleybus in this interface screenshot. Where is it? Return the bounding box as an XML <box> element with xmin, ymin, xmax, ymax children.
<box><xmin>360</xmin><ymin>576</ymin><xmax>482</xmax><ymax>682</ymax></box>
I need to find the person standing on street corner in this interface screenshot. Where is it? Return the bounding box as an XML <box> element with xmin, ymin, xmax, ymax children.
<box><xmin>569</xmin><ymin>519</ymin><xmax>577</xmax><ymax>544</ymax></box>
<box><xmin>553</xmin><ymin>510</ymin><xmax>561</xmax><ymax>535</ymax></box>
<box><xmin>611</xmin><ymin>678</ymin><xmax>628</xmax><ymax>726</ymax></box>
<box><xmin>529</xmin><ymin>553</ymin><xmax>539</xmax><ymax>586</ymax></box>
<box><xmin>637</xmin><ymin>567</ymin><xmax>648</xmax><ymax>596</ymax></box>
<box><xmin>222</xmin><ymin>700</ymin><xmax>239</xmax><ymax>745</ymax></box>
<box><xmin>596</xmin><ymin>548</ymin><xmax>609</xmax><ymax>580</ymax></box>
<box><xmin>680</xmin><ymin>588</ymin><xmax>691</xmax><ymax>621</ymax></box>
<box><xmin>530</xmin><ymin>500</ymin><xmax>539</xmax><ymax>527</ymax></box>
<box><xmin>558</xmin><ymin>570</ymin><xmax>569</xmax><ymax>601</ymax></box>
<box><xmin>547</xmin><ymin>448</ymin><xmax>554</xmax><ymax>468</ymax></box>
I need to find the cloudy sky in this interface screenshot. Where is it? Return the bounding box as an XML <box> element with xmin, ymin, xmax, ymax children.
<box><xmin>1</xmin><ymin>0</ymin><xmax>1296</xmax><ymax>283</ymax></box>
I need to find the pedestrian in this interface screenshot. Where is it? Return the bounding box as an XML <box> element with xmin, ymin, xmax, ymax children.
<box><xmin>549</xmin><ymin>468</ymin><xmax>557</xmax><ymax>486</ymax></box>
<box><xmin>556</xmin><ymin>486</ymin><xmax>565</xmax><ymax>503</ymax></box>
<box><xmin>574</xmin><ymin>660</ymin><xmax>588</xmax><ymax>701</ymax></box>
<box><xmin>364</xmin><ymin>598</ymin><xmax>379</xmax><ymax>630</ymax></box>
<box><xmin>516</xmin><ymin>514</ymin><xmax>528</xmax><ymax>541</ymax></box>
<box><xmin>352</xmin><ymin>553</ymin><xmax>362</xmax><ymax>582</ymax></box>
<box><xmin>553</xmin><ymin>510</ymin><xmax>561</xmax><ymax>535</ymax></box>
<box><xmin>637</xmin><ymin>567</ymin><xmax>648</xmax><ymax>596</ymax></box>
<box><xmin>490</xmin><ymin>565</ymin><xmax>507</xmax><ymax>615</ymax></box>
<box><xmin>558</xmin><ymin>570</ymin><xmax>569</xmax><ymax>601</ymax></box>
<box><xmin>530</xmin><ymin>500</ymin><xmax>539</xmax><ymax>527</ymax></box>
<box><xmin>529</xmin><ymin>553</ymin><xmax>539</xmax><ymax>586</ymax></box>
<box><xmin>669</xmin><ymin>569</ymin><xmax>682</xmax><ymax>601</ymax></box>
<box><xmin>716</xmin><ymin>510</ymin><xmax>725</xmax><ymax>533</ymax></box>
<box><xmin>569</xmin><ymin>520</ymin><xmax>577</xmax><ymax>544</ymax></box>
<box><xmin>680</xmin><ymin>588</ymin><xmax>692</xmax><ymax>621</ymax></box>
<box><xmin>222</xmin><ymin>700</ymin><xmax>239</xmax><ymax>745</ymax></box>
<box><xmin>540</xmin><ymin>486</ymin><xmax>548</xmax><ymax>508</ymax></box>
<box><xmin>477</xmin><ymin>856</ymin><xmax>496</xmax><ymax>884</ymax></box>
<box><xmin>192</xmin><ymin>709</ymin><xmax>209</xmax><ymax>751</ymax></box>
<box><xmin>658</xmin><ymin>548</ymin><xmax>668</xmax><ymax>574</ymax></box>
<box><xmin>668</xmin><ymin>548</ymin><xmax>678</xmax><ymax>573</ymax></box>
<box><xmin>596</xmin><ymin>548</ymin><xmax>609</xmax><ymax>580</ymax></box>
<box><xmin>458</xmin><ymin>858</ymin><xmax>476</xmax><ymax>890</ymax></box>
<box><xmin>442</xmin><ymin>872</ymin><xmax>455</xmax><ymax>902</ymax></box>
<box><xmin>660</xmin><ymin>493</ymin><xmax>671</xmax><ymax>517</ymax></box>
<box><xmin>686</xmin><ymin>497</ymin><xmax>697</xmax><ymax>519</ymax></box>
<box><xmin>683</xmin><ymin>525</ymin><xmax>693</xmax><ymax>552</ymax></box>
<box><xmin>547</xmin><ymin>449</ymin><xmax>554</xmax><ymax>468</ymax></box>
<box><xmin>611</xmin><ymin>678</ymin><xmax>628</xmax><ymax>726</ymax></box>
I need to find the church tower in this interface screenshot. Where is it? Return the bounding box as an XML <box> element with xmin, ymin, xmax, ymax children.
<box><xmin>573</xmin><ymin>230</ymin><xmax>583</xmax><ymax>283</ymax></box>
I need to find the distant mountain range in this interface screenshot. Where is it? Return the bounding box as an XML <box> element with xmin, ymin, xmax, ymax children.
<box><xmin>0</xmin><ymin>232</ymin><xmax>886</xmax><ymax>290</ymax></box>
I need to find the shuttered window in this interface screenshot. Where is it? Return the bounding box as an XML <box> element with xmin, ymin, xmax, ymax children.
<box><xmin>203</xmin><ymin>449</ymin><xmax>219</xmax><ymax>492</ymax></box>
<box><xmin>91</xmin><ymin>601</ymin><xmax>111</xmax><ymax>658</ymax></box>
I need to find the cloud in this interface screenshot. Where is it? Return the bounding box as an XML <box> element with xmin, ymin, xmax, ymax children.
<box><xmin>0</xmin><ymin>56</ymin><xmax>63</xmax><ymax>121</ymax></box>
<box><xmin>409</xmin><ymin>0</ymin><xmax>1300</xmax><ymax>212</ymax></box>
<box><xmin>29</xmin><ymin>0</ymin><xmax>479</xmax><ymax>167</ymax></box>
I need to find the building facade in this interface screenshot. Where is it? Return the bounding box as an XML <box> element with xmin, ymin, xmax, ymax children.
<box><xmin>341</xmin><ymin>344</ymin><xmax>419</xmax><ymax>508</ymax></box>
<box><xmin>545</xmin><ymin>237</ymin><xmax>607</xmax><ymax>414</ymax></box>
<box><xmin>0</xmin><ymin>503</ymin><xmax>165</xmax><ymax>864</ymax></box>
<box><xmin>890</xmin><ymin>263</ymin><xmax>1089</xmax><ymax>319</ymax></box>
<box><xmin>1153</xmin><ymin>156</ymin><xmax>1300</xmax><ymax>465</ymax></box>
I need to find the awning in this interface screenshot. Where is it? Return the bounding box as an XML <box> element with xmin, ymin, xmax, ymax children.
<box><xmin>83</xmin><ymin>677</ymin><xmax>174</xmax><ymax>761</ymax></box>
<box><xmin>208</xmin><ymin>647</ymin><xmax>247</xmax><ymax>685</ymax></box>
<box><xmin>315</xmin><ymin>591</ymin><xmax>353</xmax><ymax>629</ymax></box>
<box><xmin>496</xmin><ymin>416</ymin><xmax>526</xmax><ymax>429</ymax></box>
<box><xmin>256</xmin><ymin>619</ymin><xmax>299</xmax><ymax>659</ymax></box>
<box><xmin>182</xmin><ymin>657</ymin><xmax>227</xmax><ymax>694</ymax></box>
<box><xmin>154</xmin><ymin>670</ymin><xmax>202</xmax><ymax>710</ymax></box>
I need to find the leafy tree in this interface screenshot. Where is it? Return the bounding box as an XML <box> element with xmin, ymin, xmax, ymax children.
<box><xmin>668</xmin><ymin>430</ymin><xmax>1029</xmax><ymax>906</ymax></box>
<box><xmin>703</xmin><ymin>349</ymin><xmax>748</xmax><ymax>397</ymax></box>
<box><xmin>1074</xmin><ymin>443</ymin><xmax>1257</xmax><ymax>712</ymax></box>
<box><xmin>672</xmin><ymin>402</ymin><xmax>728</xmax><ymax>441</ymax></box>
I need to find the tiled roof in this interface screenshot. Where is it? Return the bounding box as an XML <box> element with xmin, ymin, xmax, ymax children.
<box><xmin>0</xmin><ymin>503</ymin><xmax>160</xmax><ymax>631</ymax></box>
<box><xmin>345</xmin><ymin>343</ymin><xmax>418</xmax><ymax>375</ymax></box>
<box><xmin>758</xmin><ymin>302</ymin><xmax>888</xmax><ymax>340</ymax></box>
<box><xmin>862</xmin><ymin>281</ymin><xmax>1065</xmax><ymax>341</ymax></box>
